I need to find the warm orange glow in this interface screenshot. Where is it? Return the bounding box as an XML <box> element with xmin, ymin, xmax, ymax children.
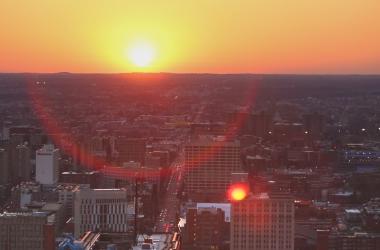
<box><xmin>228</xmin><ymin>183</ymin><xmax>249</xmax><ymax>201</ymax></box>
<box><xmin>127</xmin><ymin>41</ymin><xmax>156</xmax><ymax>68</ymax></box>
<box><xmin>1</xmin><ymin>1</ymin><xmax>380</xmax><ymax>73</ymax></box>
<box><xmin>231</xmin><ymin>187</ymin><xmax>247</xmax><ymax>201</ymax></box>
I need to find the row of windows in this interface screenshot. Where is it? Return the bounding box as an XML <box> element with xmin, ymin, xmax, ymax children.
<box><xmin>80</xmin><ymin>223</ymin><xmax>127</xmax><ymax>233</ymax></box>
<box><xmin>81</xmin><ymin>214</ymin><xmax>127</xmax><ymax>224</ymax></box>
<box><xmin>80</xmin><ymin>203</ymin><xmax>128</xmax><ymax>214</ymax></box>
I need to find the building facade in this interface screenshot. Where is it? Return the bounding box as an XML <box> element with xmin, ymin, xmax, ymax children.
<box><xmin>0</xmin><ymin>148</ymin><xmax>9</xmax><ymax>185</ymax></box>
<box><xmin>231</xmin><ymin>193</ymin><xmax>295</xmax><ymax>250</ymax></box>
<box><xmin>0</xmin><ymin>212</ymin><xmax>55</xmax><ymax>250</ymax></box>
<box><xmin>73</xmin><ymin>188</ymin><xmax>129</xmax><ymax>237</ymax></box>
<box><xmin>184</xmin><ymin>136</ymin><xmax>241</xmax><ymax>201</ymax></box>
<box><xmin>12</xmin><ymin>144</ymin><xmax>31</xmax><ymax>182</ymax></box>
<box><xmin>184</xmin><ymin>207</ymin><xmax>227</xmax><ymax>250</ymax></box>
<box><xmin>36</xmin><ymin>144</ymin><xmax>60</xmax><ymax>185</ymax></box>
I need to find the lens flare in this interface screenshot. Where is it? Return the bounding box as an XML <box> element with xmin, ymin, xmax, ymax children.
<box><xmin>228</xmin><ymin>183</ymin><xmax>249</xmax><ymax>201</ymax></box>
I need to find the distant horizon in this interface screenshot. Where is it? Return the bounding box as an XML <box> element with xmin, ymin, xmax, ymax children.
<box><xmin>1</xmin><ymin>71</ymin><xmax>380</xmax><ymax>76</ymax></box>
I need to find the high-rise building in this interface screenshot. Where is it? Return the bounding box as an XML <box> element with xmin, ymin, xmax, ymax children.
<box><xmin>0</xmin><ymin>148</ymin><xmax>9</xmax><ymax>185</ymax></box>
<box><xmin>252</xmin><ymin>111</ymin><xmax>273</xmax><ymax>138</ymax></box>
<box><xmin>57</xmin><ymin>184</ymin><xmax>84</xmax><ymax>218</ymax></box>
<box><xmin>303</xmin><ymin>112</ymin><xmax>325</xmax><ymax>139</ymax></box>
<box><xmin>116</xmin><ymin>137</ymin><xmax>146</xmax><ymax>165</ymax></box>
<box><xmin>73</xmin><ymin>188</ymin><xmax>129</xmax><ymax>237</ymax></box>
<box><xmin>36</xmin><ymin>144</ymin><xmax>60</xmax><ymax>185</ymax></box>
<box><xmin>184</xmin><ymin>207</ymin><xmax>227</xmax><ymax>250</ymax></box>
<box><xmin>231</xmin><ymin>193</ymin><xmax>295</xmax><ymax>250</ymax></box>
<box><xmin>12</xmin><ymin>144</ymin><xmax>31</xmax><ymax>182</ymax></box>
<box><xmin>0</xmin><ymin>211</ymin><xmax>55</xmax><ymax>250</ymax></box>
<box><xmin>184</xmin><ymin>136</ymin><xmax>241</xmax><ymax>201</ymax></box>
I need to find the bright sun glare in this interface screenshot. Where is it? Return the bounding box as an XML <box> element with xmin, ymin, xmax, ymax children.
<box><xmin>128</xmin><ymin>42</ymin><xmax>155</xmax><ymax>68</ymax></box>
<box><xmin>231</xmin><ymin>187</ymin><xmax>247</xmax><ymax>201</ymax></box>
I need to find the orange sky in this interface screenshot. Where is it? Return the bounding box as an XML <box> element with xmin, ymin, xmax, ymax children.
<box><xmin>0</xmin><ymin>0</ymin><xmax>379</xmax><ymax>74</ymax></box>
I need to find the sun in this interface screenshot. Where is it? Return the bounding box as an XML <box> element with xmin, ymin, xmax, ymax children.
<box><xmin>127</xmin><ymin>42</ymin><xmax>156</xmax><ymax>68</ymax></box>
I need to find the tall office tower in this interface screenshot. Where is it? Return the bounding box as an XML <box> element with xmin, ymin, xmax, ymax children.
<box><xmin>0</xmin><ymin>211</ymin><xmax>55</xmax><ymax>250</ymax></box>
<box><xmin>57</xmin><ymin>184</ymin><xmax>84</xmax><ymax>218</ymax></box>
<box><xmin>116</xmin><ymin>137</ymin><xmax>146</xmax><ymax>164</ymax></box>
<box><xmin>184</xmin><ymin>207</ymin><xmax>227</xmax><ymax>250</ymax></box>
<box><xmin>36</xmin><ymin>144</ymin><xmax>60</xmax><ymax>185</ymax></box>
<box><xmin>184</xmin><ymin>136</ymin><xmax>241</xmax><ymax>201</ymax></box>
<box><xmin>12</xmin><ymin>144</ymin><xmax>31</xmax><ymax>182</ymax></box>
<box><xmin>73</xmin><ymin>188</ymin><xmax>129</xmax><ymax>237</ymax></box>
<box><xmin>251</xmin><ymin>111</ymin><xmax>273</xmax><ymax>138</ymax></box>
<box><xmin>231</xmin><ymin>193</ymin><xmax>295</xmax><ymax>250</ymax></box>
<box><xmin>71</xmin><ymin>138</ymin><xmax>94</xmax><ymax>171</ymax></box>
<box><xmin>0</xmin><ymin>149</ymin><xmax>9</xmax><ymax>185</ymax></box>
<box><xmin>2</xmin><ymin>124</ymin><xmax>10</xmax><ymax>140</ymax></box>
<box><xmin>303</xmin><ymin>112</ymin><xmax>325</xmax><ymax>138</ymax></box>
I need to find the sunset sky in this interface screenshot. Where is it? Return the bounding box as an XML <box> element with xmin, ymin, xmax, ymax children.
<box><xmin>1</xmin><ymin>0</ymin><xmax>379</xmax><ymax>74</ymax></box>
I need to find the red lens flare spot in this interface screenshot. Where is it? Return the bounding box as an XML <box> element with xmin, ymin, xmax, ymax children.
<box><xmin>228</xmin><ymin>183</ymin><xmax>249</xmax><ymax>201</ymax></box>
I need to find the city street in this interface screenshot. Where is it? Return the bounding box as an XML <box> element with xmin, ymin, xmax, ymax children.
<box><xmin>154</xmin><ymin>156</ymin><xmax>184</xmax><ymax>233</ymax></box>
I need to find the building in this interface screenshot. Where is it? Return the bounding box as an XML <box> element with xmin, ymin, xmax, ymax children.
<box><xmin>184</xmin><ymin>207</ymin><xmax>227</xmax><ymax>250</ymax></box>
<box><xmin>251</xmin><ymin>111</ymin><xmax>273</xmax><ymax>138</ymax></box>
<box><xmin>10</xmin><ymin>181</ymin><xmax>42</xmax><ymax>209</ymax></box>
<box><xmin>116</xmin><ymin>137</ymin><xmax>146</xmax><ymax>164</ymax></box>
<box><xmin>57</xmin><ymin>184</ymin><xmax>85</xmax><ymax>218</ymax></box>
<box><xmin>231</xmin><ymin>192</ymin><xmax>295</xmax><ymax>250</ymax></box>
<box><xmin>0</xmin><ymin>148</ymin><xmax>9</xmax><ymax>185</ymax></box>
<box><xmin>303</xmin><ymin>112</ymin><xmax>325</xmax><ymax>139</ymax></box>
<box><xmin>184</xmin><ymin>136</ymin><xmax>241</xmax><ymax>201</ymax></box>
<box><xmin>12</xmin><ymin>144</ymin><xmax>31</xmax><ymax>182</ymax></box>
<box><xmin>317</xmin><ymin>230</ymin><xmax>380</xmax><ymax>250</ymax></box>
<box><xmin>0</xmin><ymin>211</ymin><xmax>55</xmax><ymax>250</ymax></box>
<box><xmin>73</xmin><ymin>188</ymin><xmax>129</xmax><ymax>237</ymax></box>
<box><xmin>60</xmin><ymin>171</ymin><xmax>101</xmax><ymax>188</ymax></box>
<box><xmin>101</xmin><ymin>165</ymin><xmax>161</xmax><ymax>189</ymax></box>
<box><xmin>363</xmin><ymin>197</ymin><xmax>380</xmax><ymax>232</ymax></box>
<box><xmin>36</xmin><ymin>144</ymin><xmax>60</xmax><ymax>185</ymax></box>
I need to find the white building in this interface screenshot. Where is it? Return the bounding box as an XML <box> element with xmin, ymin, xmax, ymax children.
<box><xmin>73</xmin><ymin>188</ymin><xmax>129</xmax><ymax>237</ymax></box>
<box><xmin>231</xmin><ymin>193</ymin><xmax>295</xmax><ymax>250</ymax></box>
<box><xmin>36</xmin><ymin>144</ymin><xmax>59</xmax><ymax>185</ymax></box>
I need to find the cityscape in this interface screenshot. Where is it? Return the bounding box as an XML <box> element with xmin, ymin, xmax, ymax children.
<box><xmin>1</xmin><ymin>74</ymin><xmax>380</xmax><ymax>250</ymax></box>
<box><xmin>1</xmin><ymin>1</ymin><xmax>380</xmax><ymax>250</ymax></box>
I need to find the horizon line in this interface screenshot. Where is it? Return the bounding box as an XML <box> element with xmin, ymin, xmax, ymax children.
<box><xmin>1</xmin><ymin>71</ymin><xmax>380</xmax><ymax>76</ymax></box>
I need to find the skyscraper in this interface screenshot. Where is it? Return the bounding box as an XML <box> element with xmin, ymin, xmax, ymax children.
<box><xmin>12</xmin><ymin>144</ymin><xmax>31</xmax><ymax>182</ymax></box>
<box><xmin>184</xmin><ymin>136</ymin><xmax>241</xmax><ymax>201</ymax></box>
<box><xmin>73</xmin><ymin>188</ymin><xmax>129</xmax><ymax>237</ymax></box>
<box><xmin>184</xmin><ymin>207</ymin><xmax>227</xmax><ymax>250</ymax></box>
<box><xmin>36</xmin><ymin>144</ymin><xmax>60</xmax><ymax>185</ymax></box>
<box><xmin>0</xmin><ymin>148</ymin><xmax>9</xmax><ymax>185</ymax></box>
<box><xmin>231</xmin><ymin>193</ymin><xmax>295</xmax><ymax>250</ymax></box>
